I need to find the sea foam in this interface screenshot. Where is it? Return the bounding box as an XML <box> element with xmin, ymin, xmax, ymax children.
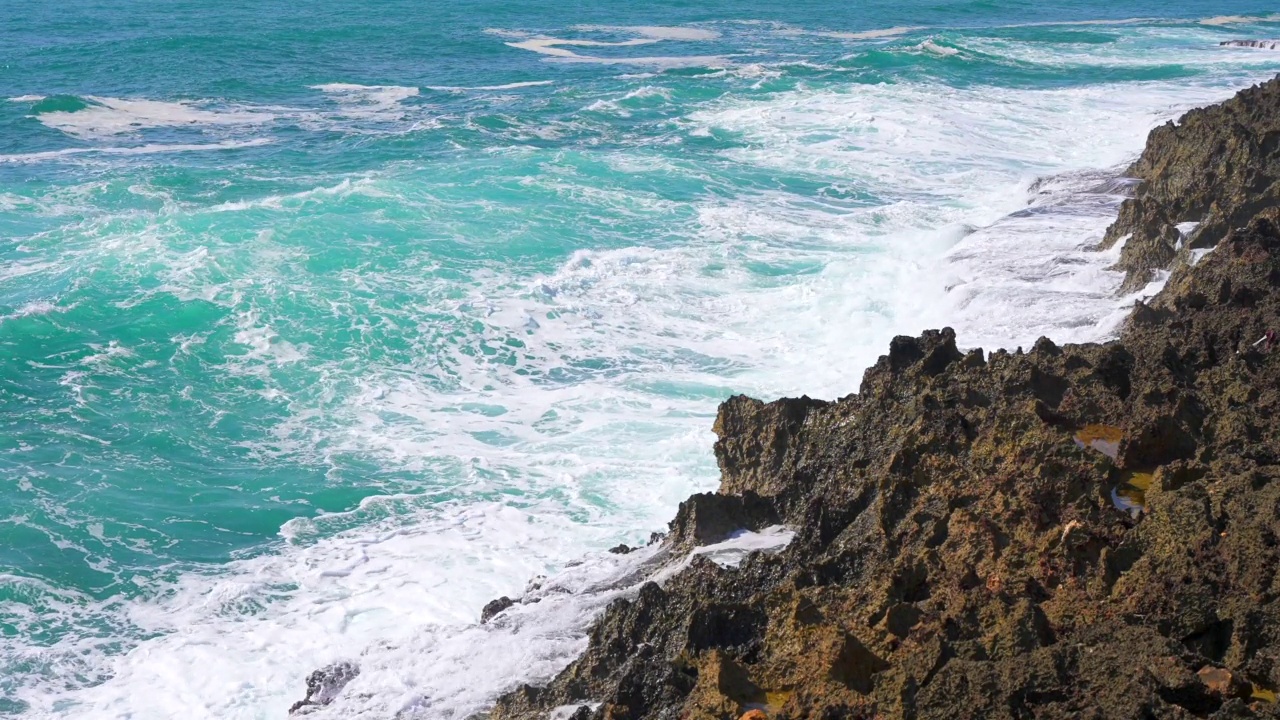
<box><xmin>8</xmin><ymin>16</ymin><xmax>1280</xmax><ymax>720</ymax></box>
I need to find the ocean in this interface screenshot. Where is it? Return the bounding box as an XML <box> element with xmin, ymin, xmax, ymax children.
<box><xmin>3</xmin><ymin>1</ymin><xmax>1280</xmax><ymax>717</ymax></box>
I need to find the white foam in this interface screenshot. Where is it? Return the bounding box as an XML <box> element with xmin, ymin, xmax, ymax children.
<box><xmin>818</xmin><ymin>26</ymin><xmax>926</xmax><ymax>40</ymax></box>
<box><xmin>229</xmin><ymin>312</ymin><xmax>306</xmax><ymax>365</ymax></box>
<box><xmin>12</xmin><ymin>505</ymin><xmax>649</xmax><ymax>718</ymax></box>
<box><xmin>0</xmin><ymin>300</ymin><xmax>63</xmax><ymax>324</ymax></box>
<box><xmin>36</xmin><ymin>97</ymin><xmax>274</xmax><ymax>139</ymax></box>
<box><xmin>311</xmin><ymin>83</ymin><xmax>420</xmax><ymax>105</ymax></box>
<box><xmin>22</xmin><ymin>513</ymin><xmax>798</xmax><ymax>719</ymax></box>
<box><xmin>682</xmin><ymin>74</ymin><xmax>1280</xmax><ymax>387</ymax></box>
<box><xmin>1002</xmin><ymin>17</ymin><xmax>1155</xmax><ymax>28</ymax></box>
<box><xmin>307</xmin><ymin>84</ymin><xmax>423</xmax><ymax>124</ymax></box>
<box><xmin>1200</xmin><ymin>14</ymin><xmax>1277</xmax><ymax>26</ymax></box>
<box><xmin>686</xmin><ymin>526</ymin><xmax>795</xmax><ymax>569</ymax></box>
<box><xmin>507</xmin><ymin>36</ymin><xmax>660</xmax><ymax>58</ymax></box>
<box><xmin>917</xmin><ymin>39</ymin><xmax>960</xmax><ymax>57</ymax></box>
<box><xmin>13</xmin><ymin>26</ymin><xmax>1280</xmax><ymax>720</ymax></box>
<box><xmin>8</xmin><ymin>94</ymin><xmax>46</xmax><ymax>102</ymax></box>
<box><xmin>1176</xmin><ymin>221</ymin><xmax>1200</xmax><ymax>236</ymax></box>
<box><xmin>426</xmin><ymin>80</ymin><xmax>555</xmax><ymax>92</ymax></box>
<box><xmin>501</xmin><ymin>27</ymin><xmax>729</xmax><ymax>67</ymax></box>
<box><xmin>0</xmin><ymin>139</ymin><xmax>272</xmax><ymax>164</ymax></box>
<box><xmin>571</xmin><ymin>25</ymin><xmax>720</xmax><ymax>41</ymax></box>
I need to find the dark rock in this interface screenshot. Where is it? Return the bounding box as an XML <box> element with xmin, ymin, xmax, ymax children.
<box><xmin>1101</xmin><ymin>76</ymin><xmax>1280</xmax><ymax>291</ymax></box>
<box><xmin>1221</xmin><ymin>39</ymin><xmax>1280</xmax><ymax>50</ymax></box>
<box><xmin>666</xmin><ymin>491</ymin><xmax>780</xmax><ymax>550</ymax></box>
<box><xmin>713</xmin><ymin>394</ymin><xmax>828</xmax><ymax>501</ymax></box>
<box><xmin>609</xmin><ymin>543</ymin><xmax>633</xmax><ymax>555</ymax></box>
<box><xmin>289</xmin><ymin>661</ymin><xmax>359</xmax><ymax>714</ymax></box>
<box><xmin>487</xmin><ymin>78</ymin><xmax>1280</xmax><ymax>720</ymax></box>
<box><xmin>481</xmin><ymin>596</ymin><xmax>515</xmax><ymax>624</ymax></box>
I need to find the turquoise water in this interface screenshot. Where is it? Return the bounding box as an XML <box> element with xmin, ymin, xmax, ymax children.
<box><xmin>3</xmin><ymin>2</ymin><xmax>1280</xmax><ymax>717</ymax></box>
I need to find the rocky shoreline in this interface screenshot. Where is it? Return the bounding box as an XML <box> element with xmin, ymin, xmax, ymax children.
<box><xmin>301</xmin><ymin>77</ymin><xmax>1280</xmax><ymax>719</ymax></box>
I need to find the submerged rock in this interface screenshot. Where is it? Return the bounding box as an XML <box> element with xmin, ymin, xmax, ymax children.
<box><xmin>1222</xmin><ymin>40</ymin><xmax>1280</xmax><ymax>50</ymax></box>
<box><xmin>487</xmin><ymin>78</ymin><xmax>1280</xmax><ymax>720</ymax></box>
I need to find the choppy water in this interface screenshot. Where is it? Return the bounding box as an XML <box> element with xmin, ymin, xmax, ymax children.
<box><xmin>3</xmin><ymin>2</ymin><xmax>1280</xmax><ymax>717</ymax></box>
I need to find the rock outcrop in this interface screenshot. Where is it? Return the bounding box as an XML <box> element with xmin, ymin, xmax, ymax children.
<box><xmin>1222</xmin><ymin>40</ymin><xmax>1280</xmax><ymax>51</ymax></box>
<box><xmin>486</xmin><ymin>78</ymin><xmax>1280</xmax><ymax>720</ymax></box>
<box><xmin>1101</xmin><ymin>76</ymin><xmax>1280</xmax><ymax>292</ymax></box>
<box><xmin>290</xmin><ymin>661</ymin><xmax>360</xmax><ymax>715</ymax></box>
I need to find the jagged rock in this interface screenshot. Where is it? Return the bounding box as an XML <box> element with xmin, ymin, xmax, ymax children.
<box><xmin>488</xmin><ymin>78</ymin><xmax>1280</xmax><ymax>720</ymax></box>
<box><xmin>481</xmin><ymin>596</ymin><xmax>515</xmax><ymax>624</ymax></box>
<box><xmin>609</xmin><ymin>544</ymin><xmax>633</xmax><ymax>555</ymax></box>
<box><xmin>1222</xmin><ymin>40</ymin><xmax>1280</xmax><ymax>50</ymax></box>
<box><xmin>666</xmin><ymin>491</ymin><xmax>780</xmax><ymax>550</ymax></box>
<box><xmin>1101</xmin><ymin>76</ymin><xmax>1280</xmax><ymax>291</ymax></box>
<box><xmin>712</xmin><ymin>395</ymin><xmax>828</xmax><ymax>502</ymax></box>
<box><xmin>289</xmin><ymin>661</ymin><xmax>359</xmax><ymax>714</ymax></box>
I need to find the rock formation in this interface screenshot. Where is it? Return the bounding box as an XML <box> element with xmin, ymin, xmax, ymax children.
<box><xmin>1101</xmin><ymin>76</ymin><xmax>1280</xmax><ymax>292</ymax></box>
<box><xmin>1222</xmin><ymin>40</ymin><xmax>1280</xmax><ymax>51</ymax></box>
<box><xmin>483</xmin><ymin>77</ymin><xmax>1280</xmax><ymax>720</ymax></box>
<box><xmin>290</xmin><ymin>662</ymin><xmax>360</xmax><ymax>714</ymax></box>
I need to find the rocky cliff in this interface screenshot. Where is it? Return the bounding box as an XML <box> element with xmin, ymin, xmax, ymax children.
<box><xmin>481</xmin><ymin>78</ymin><xmax>1280</xmax><ymax>720</ymax></box>
<box><xmin>1101</xmin><ymin>76</ymin><xmax>1280</xmax><ymax>292</ymax></box>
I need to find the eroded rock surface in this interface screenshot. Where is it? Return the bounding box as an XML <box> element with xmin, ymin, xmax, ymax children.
<box><xmin>488</xmin><ymin>80</ymin><xmax>1280</xmax><ymax>720</ymax></box>
<box><xmin>290</xmin><ymin>661</ymin><xmax>360</xmax><ymax>715</ymax></box>
<box><xmin>1102</xmin><ymin>77</ymin><xmax>1280</xmax><ymax>291</ymax></box>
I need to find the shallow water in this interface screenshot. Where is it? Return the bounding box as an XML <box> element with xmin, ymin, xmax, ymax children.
<box><xmin>4</xmin><ymin>2</ymin><xmax>1280</xmax><ymax>717</ymax></box>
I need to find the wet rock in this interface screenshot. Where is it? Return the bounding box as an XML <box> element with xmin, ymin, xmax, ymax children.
<box><xmin>1101</xmin><ymin>76</ymin><xmax>1280</xmax><ymax>291</ymax></box>
<box><xmin>481</xmin><ymin>80</ymin><xmax>1280</xmax><ymax>720</ymax></box>
<box><xmin>666</xmin><ymin>491</ymin><xmax>780</xmax><ymax>550</ymax></box>
<box><xmin>481</xmin><ymin>596</ymin><xmax>515</xmax><ymax>624</ymax></box>
<box><xmin>289</xmin><ymin>661</ymin><xmax>359</xmax><ymax>714</ymax></box>
<box><xmin>608</xmin><ymin>543</ymin><xmax>633</xmax><ymax>555</ymax></box>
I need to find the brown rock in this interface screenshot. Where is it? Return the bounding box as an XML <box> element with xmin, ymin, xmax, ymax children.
<box><xmin>1100</xmin><ymin>76</ymin><xmax>1280</xmax><ymax>291</ymax></box>
<box><xmin>1199</xmin><ymin>666</ymin><xmax>1234</xmax><ymax>695</ymax></box>
<box><xmin>480</xmin><ymin>78</ymin><xmax>1280</xmax><ymax>720</ymax></box>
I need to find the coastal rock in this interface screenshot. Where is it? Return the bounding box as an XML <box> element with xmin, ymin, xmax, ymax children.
<box><xmin>488</xmin><ymin>79</ymin><xmax>1280</xmax><ymax>720</ymax></box>
<box><xmin>1221</xmin><ymin>40</ymin><xmax>1280</xmax><ymax>50</ymax></box>
<box><xmin>666</xmin><ymin>491</ymin><xmax>780</xmax><ymax>550</ymax></box>
<box><xmin>1101</xmin><ymin>76</ymin><xmax>1280</xmax><ymax>291</ymax></box>
<box><xmin>481</xmin><ymin>596</ymin><xmax>516</xmax><ymax>624</ymax></box>
<box><xmin>289</xmin><ymin>661</ymin><xmax>360</xmax><ymax>714</ymax></box>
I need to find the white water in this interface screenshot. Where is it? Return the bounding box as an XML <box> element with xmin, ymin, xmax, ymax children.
<box><xmin>36</xmin><ymin>97</ymin><xmax>276</xmax><ymax>139</ymax></box>
<box><xmin>14</xmin><ymin>36</ymin><xmax>1280</xmax><ymax>720</ymax></box>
